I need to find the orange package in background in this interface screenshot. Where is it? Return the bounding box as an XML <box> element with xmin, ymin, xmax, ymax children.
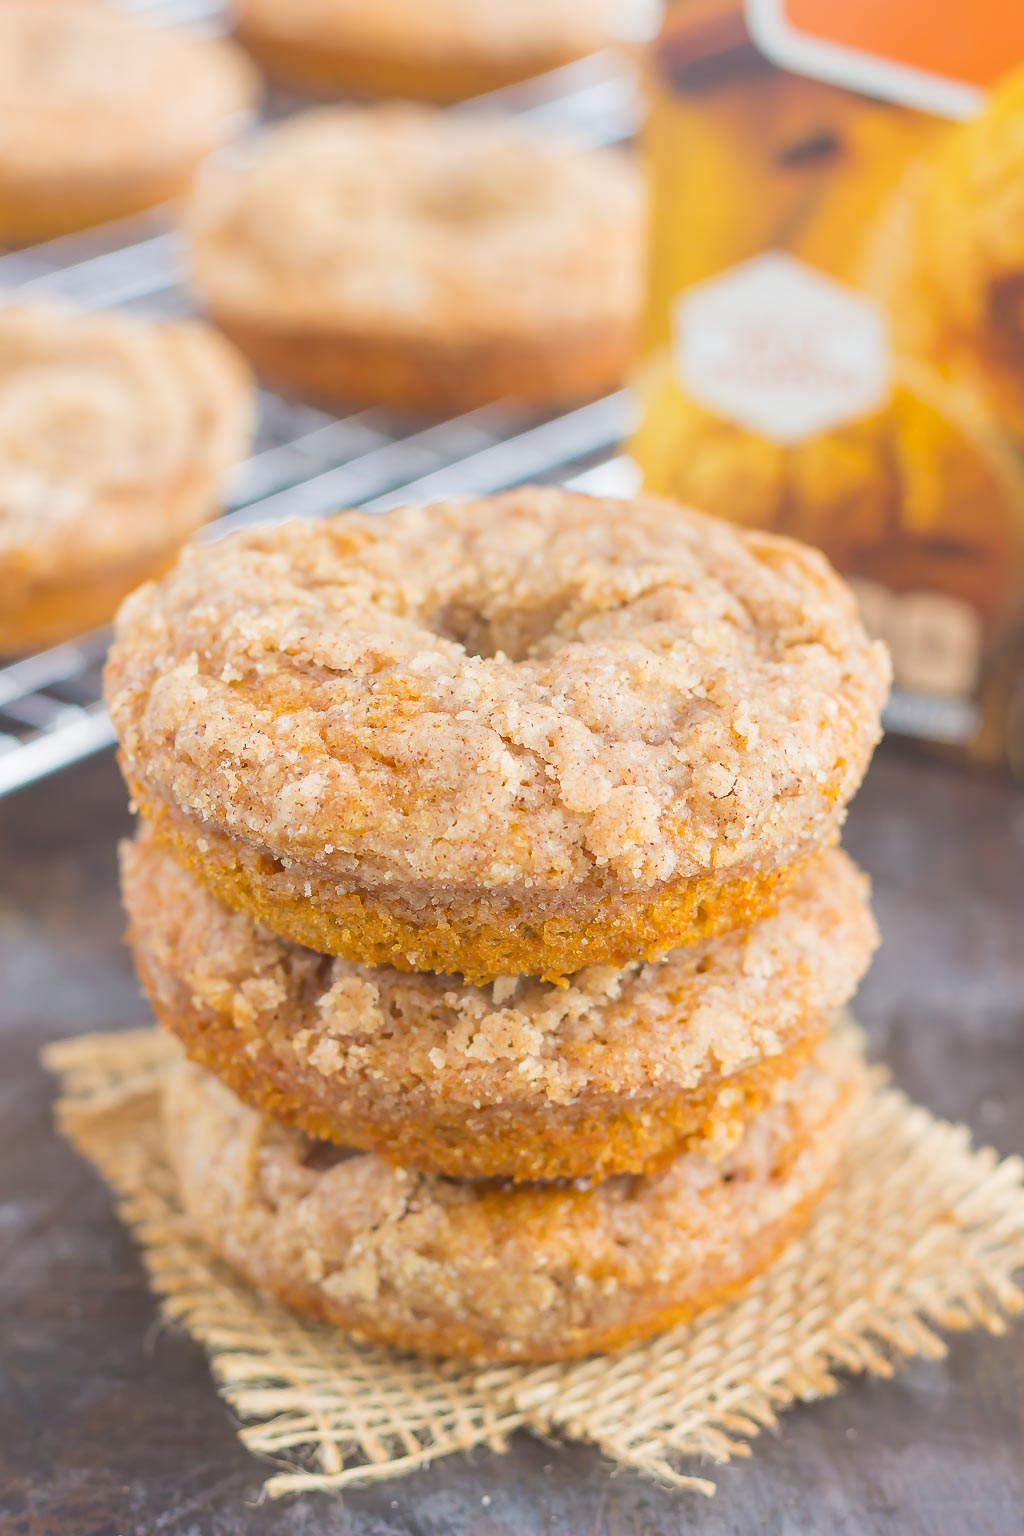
<box><xmin>633</xmin><ymin>0</ymin><xmax>1024</xmax><ymax>774</ymax></box>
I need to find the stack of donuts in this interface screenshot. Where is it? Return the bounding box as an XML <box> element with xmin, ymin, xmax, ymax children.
<box><xmin>105</xmin><ymin>486</ymin><xmax>890</xmax><ymax>1362</ymax></box>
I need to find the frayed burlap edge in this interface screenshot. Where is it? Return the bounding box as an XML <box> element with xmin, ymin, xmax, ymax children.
<box><xmin>46</xmin><ymin>1028</ymin><xmax>1024</xmax><ymax>1498</ymax></box>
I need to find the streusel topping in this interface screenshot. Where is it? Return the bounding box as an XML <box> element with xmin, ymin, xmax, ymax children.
<box><xmin>108</xmin><ymin>488</ymin><xmax>889</xmax><ymax>898</ymax></box>
<box><xmin>124</xmin><ymin>834</ymin><xmax>875</xmax><ymax>1108</ymax></box>
<box><xmin>163</xmin><ymin>1031</ymin><xmax>865</xmax><ymax>1357</ymax></box>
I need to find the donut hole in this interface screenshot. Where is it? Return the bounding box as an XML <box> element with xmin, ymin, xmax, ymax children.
<box><xmin>430</xmin><ymin>590</ymin><xmax>576</xmax><ymax>662</ymax></box>
<box><xmin>299</xmin><ymin>1140</ymin><xmax>360</xmax><ymax>1174</ymax></box>
<box><xmin>258</xmin><ymin>849</ymin><xmax>289</xmax><ymax>878</ymax></box>
<box><xmin>413</xmin><ymin>153</ymin><xmax>548</xmax><ymax>228</ymax></box>
<box><xmin>414</xmin><ymin>177</ymin><xmax>517</xmax><ymax>227</ymax></box>
<box><xmin>429</xmin><ymin>598</ymin><xmax>499</xmax><ymax>659</ymax></box>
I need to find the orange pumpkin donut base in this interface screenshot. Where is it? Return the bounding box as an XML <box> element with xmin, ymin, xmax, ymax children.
<box><xmin>129</xmin><ymin>776</ymin><xmax>809</xmax><ymax>985</ymax></box>
<box><xmin>1</xmin><ymin>547</ymin><xmax>178</xmax><ymax>657</ymax></box>
<box><xmin>0</xmin><ymin>167</ymin><xmax>203</xmax><ymax>248</ymax></box>
<box><xmin>211</xmin><ymin>312</ymin><xmax>638</xmax><ymax>416</ymax></box>
<box><xmin>232</xmin><ymin>0</ymin><xmax>619</xmax><ymax>102</ymax></box>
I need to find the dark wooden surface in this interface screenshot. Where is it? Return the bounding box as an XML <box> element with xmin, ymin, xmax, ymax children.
<box><xmin>2</xmin><ymin>745</ymin><xmax>1023</xmax><ymax>1536</ymax></box>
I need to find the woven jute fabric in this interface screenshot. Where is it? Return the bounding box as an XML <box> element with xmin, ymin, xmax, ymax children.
<box><xmin>46</xmin><ymin>1027</ymin><xmax>1024</xmax><ymax>1498</ymax></box>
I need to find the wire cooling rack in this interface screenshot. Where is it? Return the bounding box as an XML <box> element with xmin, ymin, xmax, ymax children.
<box><xmin>0</xmin><ymin>13</ymin><xmax>638</xmax><ymax>798</ymax></box>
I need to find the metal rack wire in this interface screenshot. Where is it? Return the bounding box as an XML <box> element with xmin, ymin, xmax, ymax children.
<box><xmin>0</xmin><ymin>24</ymin><xmax>638</xmax><ymax>798</ymax></box>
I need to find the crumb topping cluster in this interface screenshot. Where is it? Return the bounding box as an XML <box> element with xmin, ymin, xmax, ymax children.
<box><xmin>108</xmin><ymin>489</ymin><xmax>890</xmax><ymax>900</ymax></box>
<box><xmin>125</xmin><ymin>834</ymin><xmax>875</xmax><ymax>1108</ymax></box>
<box><xmin>163</xmin><ymin>1033</ymin><xmax>864</xmax><ymax>1354</ymax></box>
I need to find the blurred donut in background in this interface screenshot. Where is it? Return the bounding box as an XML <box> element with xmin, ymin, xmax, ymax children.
<box><xmin>231</xmin><ymin>0</ymin><xmax>623</xmax><ymax>101</ymax></box>
<box><xmin>186</xmin><ymin>105</ymin><xmax>642</xmax><ymax>413</ymax></box>
<box><xmin>0</xmin><ymin>0</ymin><xmax>258</xmax><ymax>244</ymax></box>
<box><xmin>0</xmin><ymin>299</ymin><xmax>252</xmax><ymax>654</ymax></box>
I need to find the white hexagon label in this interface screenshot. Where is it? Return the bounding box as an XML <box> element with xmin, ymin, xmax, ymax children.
<box><xmin>673</xmin><ymin>253</ymin><xmax>890</xmax><ymax>442</ymax></box>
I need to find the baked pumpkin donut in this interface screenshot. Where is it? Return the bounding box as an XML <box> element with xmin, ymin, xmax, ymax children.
<box><xmin>0</xmin><ymin>300</ymin><xmax>252</xmax><ymax>655</ymax></box>
<box><xmin>123</xmin><ymin>830</ymin><xmax>876</xmax><ymax>1181</ymax></box>
<box><xmin>232</xmin><ymin>0</ymin><xmax>621</xmax><ymax>101</ymax></box>
<box><xmin>185</xmin><ymin>106</ymin><xmax>641</xmax><ymax>412</ymax></box>
<box><xmin>106</xmin><ymin>488</ymin><xmax>889</xmax><ymax>982</ymax></box>
<box><xmin>0</xmin><ymin>0</ymin><xmax>257</xmax><ymax>244</ymax></box>
<box><xmin>164</xmin><ymin>1030</ymin><xmax>866</xmax><ymax>1361</ymax></box>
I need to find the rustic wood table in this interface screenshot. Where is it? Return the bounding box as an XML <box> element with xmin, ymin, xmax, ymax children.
<box><xmin>3</xmin><ymin>744</ymin><xmax>1023</xmax><ymax>1536</ymax></box>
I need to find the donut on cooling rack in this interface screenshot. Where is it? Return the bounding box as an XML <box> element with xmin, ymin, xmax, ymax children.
<box><xmin>0</xmin><ymin>1</ymin><xmax>257</xmax><ymax>244</ymax></box>
<box><xmin>105</xmin><ymin>487</ymin><xmax>889</xmax><ymax>982</ymax></box>
<box><xmin>185</xmin><ymin>105</ymin><xmax>641</xmax><ymax>413</ymax></box>
<box><xmin>231</xmin><ymin>0</ymin><xmax>622</xmax><ymax>101</ymax></box>
<box><xmin>163</xmin><ymin>1030</ymin><xmax>867</xmax><ymax>1361</ymax></box>
<box><xmin>0</xmin><ymin>300</ymin><xmax>252</xmax><ymax>655</ymax></box>
<box><xmin>123</xmin><ymin>827</ymin><xmax>877</xmax><ymax>1181</ymax></box>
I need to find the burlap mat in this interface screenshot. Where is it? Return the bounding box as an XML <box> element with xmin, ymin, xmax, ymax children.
<box><xmin>46</xmin><ymin>1027</ymin><xmax>1024</xmax><ymax>1498</ymax></box>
